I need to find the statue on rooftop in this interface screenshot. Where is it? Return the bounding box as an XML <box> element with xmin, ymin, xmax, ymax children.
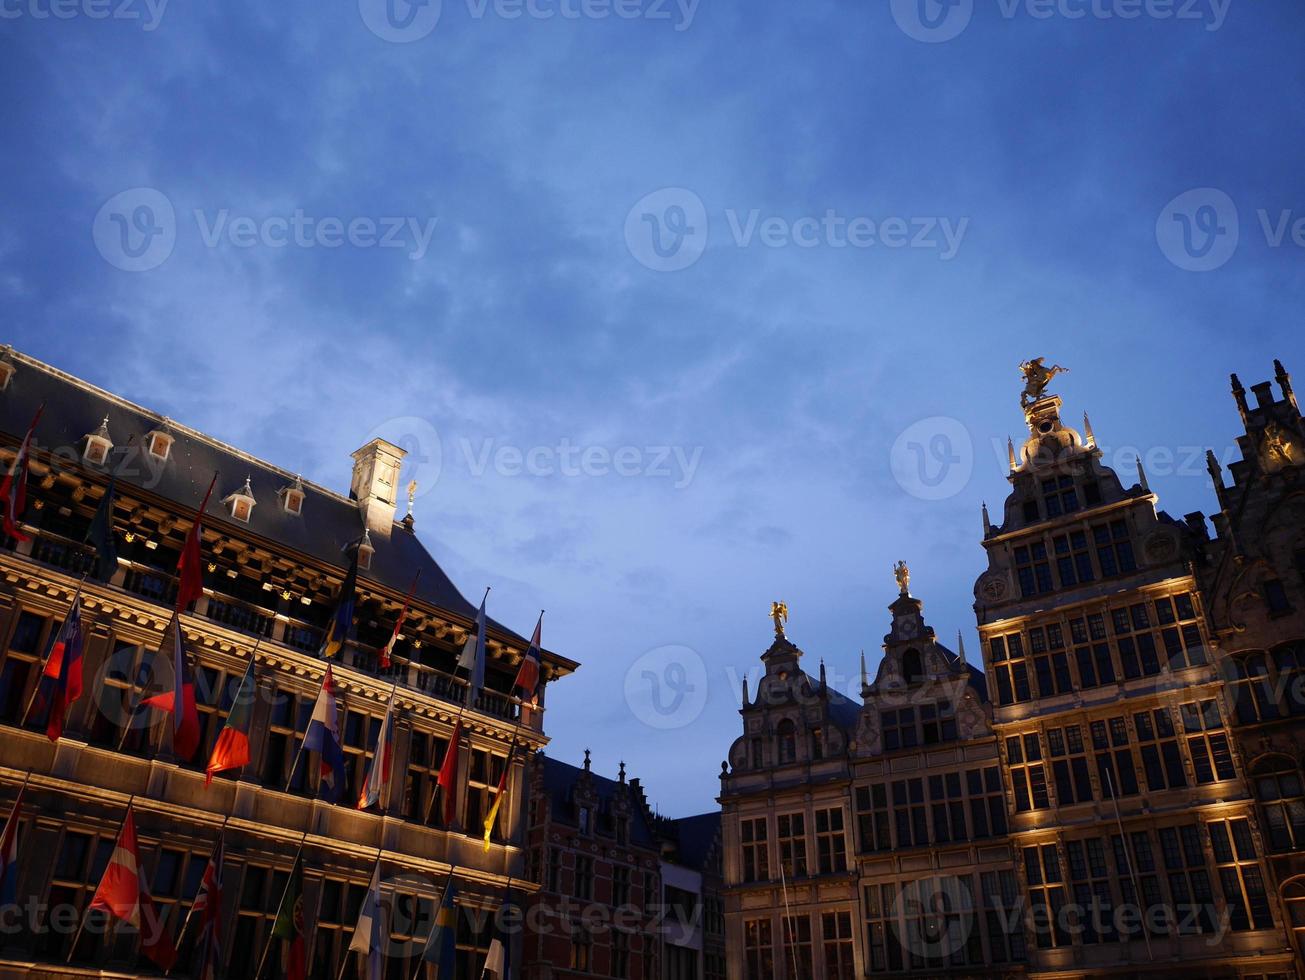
<box><xmin>1020</xmin><ymin>357</ymin><xmax>1069</xmax><ymax>408</ymax></box>
<box><xmin>770</xmin><ymin>600</ymin><xmax>789</xmax><ymax>639</ymax></box>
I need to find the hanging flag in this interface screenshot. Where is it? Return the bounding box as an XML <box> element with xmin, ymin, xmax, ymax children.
<box><xmin>190</xmin><ymin>836</ymin><xmax>225</xmax><ymax>980</ymax></box>
<box><xmin>0</xmin><ymin>405</ymin><xmax>43</xmax><ymax>543</ymax></box>
<box><xmin>347</xmin><ymin>863</ymin><xmax>385</xmax><ymax>980</ymax></box>
<box><xmin>420</xmin><ymin>872</ymin><xmax>458</xmax><ymax>973</ymax></box>
<box><xmin>320</xmin><ymin>548</ymin><xmax>359</xmax><ymax>659</ymax></box>
<box><xmin>141</xmin><ymin>612</ymin><xmax>201</xmax><ymax>762</ymax></box>
<box><xmin>0</xmin><ymin>786</ymin><xmax>26</xmax><ymax>908</ymax></box>
<box><xmin>482</xmin><ymin>745</ymin><xmax>516</xmax><ymax>853</ymax></box>
<box><xmin>270</xmin><ymin>852</ymin><xmax>307</xmax><ymax>980</ymax></box>
<box><xmin>482</xmin><ymin>888</ymin><xmax>514</xmax><ymax>980</ymax></box>
<box><xmin>457</xmin><ymin>593</ymin><xmax>487</xmax><ymax>703</ymax></box>
<box><xmin>85</xmin><ymin>476</ymin><xmax>119</xmax><ymax>583</ymax></box>
<box><xmin>358</xmin><ymin>691</ymin><xmax>397</xmax><ymax>811</ymax></box>
<box><xmin>205</xmin><ymin>658</ymin><xmax>257</xmax><ymax>786</ymax></box>
<box><xmin>88</xmin><ymin>806</ymin><xmax>178</xmax><ymax>971</ymax></box>
<box><xmin>301</xmin><ymin>667</ymin><xmax>347</xmax><ymax>803</ymax></box>
<box><xmin>434</xmin><ymin>720</ymin><xmax>462</xmax><ymax>827</ymax></box>
<box><xmin>35</xmin><ymin>595</ymin><xmax>85</xmax><ymax>741</ymax></box>
<box><xmin>513</xmin><ymin>614</ymin><xmax>543</xmax><ymax>701</ymax></box>
<box><xmin>380</xmin><ymin>571</ymin><xmax>420</xmax><ymax>669</ymax></box>
<box><xmin>175</xmin><ymin>474</ymin><xmax>218</xmax><ymax>613</ymax></box>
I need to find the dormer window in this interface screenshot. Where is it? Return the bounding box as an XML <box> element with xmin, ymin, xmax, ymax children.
<box><xmin>279</xmin><ymin>476</ymin><xmax>305</xmax><ymax>516</ymax></box>
<box><xmin>777</xmin><ymin>719</ymin><xmax>797</xmax><ymax>764</ymax></box>
<box><xmin>83</xmin><ymin>417</ymin><xmax>113</xmax><ymax>467</ymax></box>
<box><xmin>355</xmin><ymin>529</ymin><xmax>374</xmax><ymax>571</ymax></box>
<box><xmin>146</xmin><ymin>429</ymin><xmax>173</xmax><ymax>462</ymax></box>
<box><xmin>902</xmin><ymin>648</ymin><xmax>924</xmax><ymax>684</ymax></box>
<box><xmin>222</xmin><ymin>477</ymin><xmax>257</xmax><ymax>524</ymax></box>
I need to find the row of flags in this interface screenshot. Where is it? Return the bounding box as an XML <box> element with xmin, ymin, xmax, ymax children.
<box><xmin>0</xmin><ymin>786</ymin><xmax>514</xmax><ymax>979</ymax></box>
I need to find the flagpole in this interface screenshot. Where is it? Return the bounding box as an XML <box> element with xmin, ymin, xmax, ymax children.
<box><xmin>206</xmin><ymin>634</ymin><xmax>264</xmax><ymax>787</ymax></box>
<box><xmin>1104</xmin><ymin>767</ymin><xmax>1153</xmax><ymax>961</ymax></box>
<box><xmin>253</xmin><ymin>831</ymin><xmax>309</xmax><ymax>980</ymax></box>
<box><xmin>481</xmin><ymin>610</ymin><xmax>544</xmax><ymax>852</ymax></box>
<box><xmin>481</xmin><ymin>876</ymin><xmax>513</xmax><ymax>980</ymax></box>
<box><xmin>19</xmin><ymin>571</ymin><xmax>90</xmax><ymax>730</ymax></box>
<box><xmin>336</xmin><ymin>846</ymin><xmax>386</xmax><ymax>980</ymax></box>
<box><xmin>115</xmin><ymin>639</ymin><xmax>153</xmax><ymax>754</ymax></box>
<box><xmin>285</xmin><ymin>669</ymin><xmax>331</xmax><ymax>795</ymax></box>
<box><xmin>422</xmin><ymin>588</ymin><xmax>489</xmax><ymax>827</ymax></box>
<box><xmin>165</xmin><ymin>813</ymin><xmax>230</xmax><ymax>977</ymax></box>
<box><xmin>410</xmin><ymin>864</ymin><xmax>459</xmax><ymax>980</ymax></box>
<box><xmin>382</xmin><ymin>570</ymin><xmax>422</xmax><ymax>670</ymax></box>
<box><xmin>66</xmin><ymin>794</ymin><xmax>136</xmax><ymax>964</ymax></box>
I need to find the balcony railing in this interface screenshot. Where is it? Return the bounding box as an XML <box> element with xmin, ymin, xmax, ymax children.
<box><xmin>4</xmin><ymin>525</ymin><xmax>528</xmax><ymax>726</ymax></box>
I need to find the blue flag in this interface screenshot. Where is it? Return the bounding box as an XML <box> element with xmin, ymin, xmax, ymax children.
<box><xmin>422</xmin><ymin>872</ymin><xmax>458</xmax><ymax>974</ymax></box>
<box><xmin>301</xmin><ymin>666</ymin><xmax>347</xmax><ymax>802</ymax></box>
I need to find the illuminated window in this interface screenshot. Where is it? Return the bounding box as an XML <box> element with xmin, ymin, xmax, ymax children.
<box><xmin>1024</xmin><ymin>845</ymin><xmax>1069</xmax><ymax>948</ymax></box>
<box><xmin>1090</xmin><ymin>716</ymin><xmax>1138</xmax><ymax>799</ymax></box>
<box><xmin>815</xmin><ymin>808</ymin><xmax>846</xmax><ymax>874</ymax></box>
<box><xmin>1179</xmin><ymin>699</ymin><xmax>1237</xmax><ymax>784</ymax></box>
<box><xmin>821</xmin><ymin>911</ymin><xmax>855</xmax><ymax>980</ymax></box>
<box><xmin>1208</xmin><ymin>818</ymin><xmax>1272</xmax><ymax>931</ymax></box>
<box><xmin>742</xmin><ymin>919</ymin><xmax>773</xmax><ymax>980</ymax></box>
<box><xmin>1134</xmin><ymin>707</ymin><xmax>1187</xmax><ymax>792</ymax></box>
<box><xmin>1253</xmin><ymin>757</ymin><xmax>1305</xmax><ymax>853</ymax></box>
<box><xmin>1047</xmin><ymin>724</ymin><xmax>1093</xmax><ymax>805</ymax></box>
<box><xmin>1007</xmin><ymin>734</ymin><xmax>1049</xmax><ymax>812</ymax></box>
<box><xmin>147</xmin><ymin>430</ymin><xmax>173</xmax><ymax>461</ymax></box>
<box><xmin>740</xmin><ymin>817</ymin><xmax>768</xmax><ymax>883</ymax></box>
<box><xmin>777</xmin><ymin>812</ymin><xmax>807</xmax><ymax>878</ymax></box>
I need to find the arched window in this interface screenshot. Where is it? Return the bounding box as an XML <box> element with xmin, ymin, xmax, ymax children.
<box><xmin>1228</xmin><ymin>652</ymin><xmax>1279</xmax><ymax>724</ymax></box>
<box><xmin>777</xmin><ymin>720</ymin><xmax>797</xmax><ymax>764</ymax></box>
<box><xmin>1280</xmin><ymin>877</ymin><xmax>1305</xmax><ymax>962</ymax></box>
<box><xmin>902</xmin><ymin>648</ymin><xmax>924</xmax><ymax>685</ymax></box>
<box><xmin>1254</xmin><ymin>756</ymin><xmax>1305</xmax><ymax>853</ymax></box>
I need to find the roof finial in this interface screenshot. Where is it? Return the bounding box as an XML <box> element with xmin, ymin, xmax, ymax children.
<box><xmin>860</xmin><ymin>649</ymin><xmax>868</xmax><ymax>689</ymax></box>
<box><xmin>1136</xmin><ymin>455</ymin><xmax>1150</xmax><ymax>493</ymax></box>
<box><xmin>1082</xmin><ymin>411</ymin><xmax>1095</xmax><ymax>448</ymax></box>
<box><xmin>981</xmin><ymin>501</ymin><xmax>991</xmax><ymax>536</ymax></box>
<box><xmin>819</xmin><ymin>658</ymin><xmax>827</xmax><ymax>696</ymax></box>
<box><xmin>742</xmin><ymin>674</ymin><xmax>750</xmax><ymax>705</ymax></box>
<box><xmin>894</xmin><ymin>560</ymin><xmax>911</xmax><ymax>597</ymax></box>
<box><xmin>1231</xmin><ymin>373</ymin><xmax>1249</xmax><ymax>423</ymax></box>
<box><xmin>1277</xmin><ymin>359</ymin><xmax>1298</xmax><ymax>409</ymax></box>
<box><xmin>618</xmin><ymin>760</ymin><xmax>626</xmax><ymax>783</ymax></box>
<box><xmin>957</xmin><ymin>630</ymin><xmax>967</xmax><ymax>663</ymax></box>
<box><xmin>583</xmin><ymin>748</ymin><xmax>591</xmax><ymax>772</ymax></box>
<box><xmin>1207</xmin><ymin>449</ymin><xmax>1225</xmax><ymax>490</ymax></box>
<box><xmin>770</xmin><ymin>600</ymin><xmax>789</xmax><ymax>639</ymax></box>
<box><xmin>1007</xmin><ymin>436</ymin><xmax>1017</xmax><ymax>471</ymax></box>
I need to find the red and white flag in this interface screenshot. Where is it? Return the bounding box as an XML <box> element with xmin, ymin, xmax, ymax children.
<box><xmin>513</xmin><ymin>614</ymin><xmax>543</xmax><ymax>701</ymax></box>
<box><xmin>175</xmin><ymin>474</ymin><xmax>217</xmax><ymax>613</ymax></box>
<box><xmin>380</xmin><ymin>571</ymin><xmax>420</xmax><ymax>669</ymax></box>
<box><xmin>0</xmin><ymin>405</ymin><xmax>43</xmax><ymax>542</ymax></box>
<box><xmin>88</xmin><ymin>805</ymin><xmax>177</xmax><ymax>971</ymax></box>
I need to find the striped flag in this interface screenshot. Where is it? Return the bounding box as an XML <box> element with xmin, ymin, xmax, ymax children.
<box><xmin>175</xmin><ymin>474</ymin><xmax>218</xmax><ymax>613</ymax></box>
<box><xmin>482</xmin><ymin>745</ymin><xmax>516</xmax><ymax>853</ymax></box>
<box><xmin>513</xmin><ymin>614</ymin><xmax>543</xmax><ymax>701</ymax></box>
<box><xmin>434</xmin><ymin>721</ymin><xmax>462</xmax><ymax>827</ymax></box>
<box><xmin>347</xmin><ymin>863</ymin><xmax>385</xmax><ymax>980</ymax></box>
<box><xmin>482</xmin><ymin>888</ymin><xmax>514</xmax><ymax>980</ymax></box>
<box><xmin>190</xmin><ymin>836</ymin><xmax>225</xmax><ymax>980</ymax></box>
<box><xmin>420</xmin><ymin>871</ymin><xmax>458</xmax><ymax>974</ymax></box>
<box><xmin>380</xmin><ymin>571</ymin><xmax>420</xmax><ymax>669</ymax></box>
<box><xmin>301</xmin><ymin>667</ymin><xmax>346</xmax><ymax>803</ymax></box>
<box><xmin>0</xmin><ymin>786</ymin><xmax>26</xmax><ymax>908</ymax></box>
<box><xmin>141</xmin><ymin>612</ymin><xmax>201</xmax><ymax>761</ymax></box>
<box><xmin>205</xmin><ymin>657</ymin><xmax>256</xmax><ymax>786</ymax></box>
<box><xmin>88</xmin><ymin>806</ymin><xmax>178</xmax><ymax>971</ymax></box>
<box><xmin>35</xmin><ymin>595</ymin><xmax>85</xmax><ymax>741</ymax></box>
<box><xmin>0</xmin><ymin>405</ymin><xmax>42</xmax><ymax>543</ymax></box>
<box><xmin>357</xmin><ymin>690</ymin><xmax>396</xmax><ymax>811</ymax></box>
<box><xmin>270</xmin><ymin>852</ymin><xmax>307</xmax><ymax>980</ymax></box>
<box><xmin>321</xmin><ymin>548</ymin><xmax>359</xmax><ymax>659</ymax></box>
<box><xmin>457</xmin><ymin>593</ymin><xmax>487</xmax><ymax>703</ymax></box>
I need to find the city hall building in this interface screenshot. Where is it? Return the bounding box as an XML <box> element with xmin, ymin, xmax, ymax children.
<box><xmin>0</xmin><ymin>345</ymin><xmax>579</xmax><ymax>977</ymax></box>
<box><xmin>720</xmin><ymin>360</ymin><xmax>1305</xmax><ymax>979</ymax></box>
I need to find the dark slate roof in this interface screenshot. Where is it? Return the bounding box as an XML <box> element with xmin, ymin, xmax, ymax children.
<box><xmin>537</xmin><ymin>754</ymin><xmax>658</xmax><ymax>848</ymax></box>
<box><xmin>0</xmin><ymin>349</ymin><xmax>557</xmax><ymax>656</ymax></box>
<box><xmin>936</xmin><ymin>641</ymin><xmax>990</xmax><ymax>703</ymax></box>
<box><xmin>664</xmin><ymin>811</ymin><xmax>721</xmax><ymax>873</ymax></box>
<box><xmin>805</xmin><ymin>672</ymin><xmax>862</xmax><ymax>729</ymax></box>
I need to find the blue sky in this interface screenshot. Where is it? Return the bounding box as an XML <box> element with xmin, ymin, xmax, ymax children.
<box><xmin>2</xmin><ymin>0</ymin><xmax>1303</xmax><ymax>814</ymax></box>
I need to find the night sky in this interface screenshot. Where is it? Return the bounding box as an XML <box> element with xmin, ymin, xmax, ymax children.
<box><xmin>2</xmin><ymin>0</ymin><xmax>1303</xmax><ymax>814</ymax></box>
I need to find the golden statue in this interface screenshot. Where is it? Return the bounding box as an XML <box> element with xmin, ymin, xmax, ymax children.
<box><xmin>1019</xmin><ymin>357</ymin><xmax>1069</xmax><ymax>408</ymax></box>
<box><xmin>770</xmin><ymin>600</ymin><xmax>789</xmax><ymax>638</ymax></box>
<box><xmin>406</xmin><ymin>480</ymin><xmax>418</xmax><ymax>517</ymax></box>
<box><xmin>1262</xmin><ymin>424</ymin><xmax>1297</xmax><ymax>469</ymax></box>
<box><xmin>894</xmin><ymin>560</ymin><xmax>911</xmax><ymax>596</ymax></box>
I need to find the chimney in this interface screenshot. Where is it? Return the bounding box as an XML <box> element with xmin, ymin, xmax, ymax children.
<box><xmin>350</xmin><ymin>439</ymin><xmax>407</xmax><ymax>539</ymax></box>
<box><xmin>1251</xmin><ymin>381</ymin><xmax>1276</xmax><ymax>411</ymax></box>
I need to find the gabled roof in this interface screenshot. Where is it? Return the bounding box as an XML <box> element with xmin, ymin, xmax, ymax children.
<box><xmin>0</xmin><ymin>348</ymin><xmax>576</xmax><ymax>669</ymax></box>
<box><xmin>537</xmin><ymin>755</ymin><xmax>658</xmax><ymax>848</ymax></box>
<box><xmin>664</xmin><ymin>811</ymin><xmax>721</xmax><ymax>873</ymax></box>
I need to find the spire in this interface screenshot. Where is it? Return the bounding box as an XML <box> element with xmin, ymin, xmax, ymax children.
<box><xmin>818</xmin><ymin>659</ymin><xmax>827</xmax><ymax>697</ymax></box>
<box><xmin>583</xmin><ymin>748</ymin><xmax>591</xmax><ymax>772</ymax></box>
<box><xmin>618</xmin><ymin>760</ymin><xmax>626</xmax><ymax>784</ymax></box>
<box><xmin>859</xmin><ymin>650</ymin><xmax>868</xmax><ymax>689</ymax></box>
<box><xmin>1207</xmin><ymin>450</ymin><xmax>1225</xmax><ymax>491</ymax></box>
<box><xmin>981</xmin><ymin>501</ymin><xmax>991</xmax><ymax>536</ymax></box>
<box><xmin>1007</xmin><ymin>436</ymin><xmax>1017</xmax><ymax>471</ymax></box>
<box><xmin>1136</xmin><ymin>455</ymin><xmax>1150</xmax><ymax>493</ymax></box>
<box><xmin>1231</xmin><ymin>373</ymin><xmax>1249</xmax><ymax>423</ymax></box>
<box><xmin>956</xmin><ymin>630</ymin><xmax>966</xmax><ymax>664</ymax></box>
<box><xmin>1277</xmin><ymin>359</ymin><xmax>1298</xmax><ymax>410</ymax></box>
<box><xmin>742</xmin><ymin>674</ymin><xmax>750</xmax><ymax>706</ymax></box>
<box><xmin>1082</xmin><ymin>412</ymin><xmax>1096</xmax><ymax>448</ymax></box>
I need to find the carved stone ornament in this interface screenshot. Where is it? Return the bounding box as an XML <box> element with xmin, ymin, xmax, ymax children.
<box><xmin>1142</xmin><ymin>527</ymin><xmax>1180</xmax><ymax>566</ymax></box>
<box><xmin>978</xmin><ymin>572</ymin><xmax>1010</xmax><ymax>603</ymax></box>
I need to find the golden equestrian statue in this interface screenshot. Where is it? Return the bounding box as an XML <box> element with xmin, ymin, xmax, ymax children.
<box><xmin>1019</xmin><ymin>357</ymin><xmax>1070</xmax><ymax>408</ymax></box>
<box><xmin>770</xmin><ymin>600</ymin><xmax>789</xmax><ymax>639</ymax></box>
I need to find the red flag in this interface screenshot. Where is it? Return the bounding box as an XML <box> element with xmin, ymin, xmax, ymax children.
<box><xmin>191</xmin><ymin>836</ymin><xmax>224</xmax><ymax>980</ymax></box>
<box><xmin>435</xmin><ymin>721</ymin><xmax>462</xmax><ymax>826</ymax></box>
<box><xmin>513</xmin><ymin>615</ymin><xmax>543</xmax><ymax>700</ymax></box>
<box><xmin>36</xmin><ymin>596</ymin><xmax>85</xmax><ymax>741</ymax></box>
<box><xmin>175</xmin><ymin>474</ymin><xmax>217</xmax><ymax>613</ymax></box>
<box><xmin>205</xmin><ymin>659</ymin><xmax>255</xmax><ymax>787</ymax></box>
<box><xmin>141</xmin><ymin>613</ymin><xmax>201</xmax><ymax>761</ymax></box>
<box><xmin>0</xmin><ymin>405</ymin><xmax>43</xmax><ymax>543</ymax></box>
<box><xmin>380</xmin><ymin>571</ymin><xmax>421</xmax><ymax>669</ymax></box>
<box><xmin>88</xmin><ymin>806</ymin><xmax>178</xmax><ymax>971</ymax></box>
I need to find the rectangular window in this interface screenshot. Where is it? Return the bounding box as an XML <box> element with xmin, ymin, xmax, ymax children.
<box><xmin>1159</xmin><ymin>824</ymin><xmax>1216</xmax><ymax>933</ymax></box>
<box><xmin>1208</xmin><ymin>818</ymin><xmax>1272</xmax><ymax>931</ymax></box>
<box><xmin>966</xmin><ymin>766</ymin><xmax>1008</xmax><ymax>839</ymax></box>
<box><xmin>1135</xmin><ymin>708</ymin><xmax>1188</xmax><ymax>791</ymax></box>
<box><xmin>1180</xmin><ymin>699</ymin><xmax>1237</xmax><ymax>784</ymax></box>
<box><xmin>815</xmin><ymin>808</ymin><xmax>847</xmax><ymax>874</ymax></box>
<box><xmin>855</xmin><ymin>783</ymin><xmax>891</xmax><ymax>853</ymax></box>
<box><xmin>1052</xmin><ymin>529</ymin><xmax>1094</xmax><ymax>588</ymax></box>
<box><xmin>892</xmin><ymin>779</ymin><xmax>928</xmax><ymax>847</ymax></box>
<box><xmin>1007</xmin><ymin>734</ymin><xmax>1049</xmax><ymax>812</ymax></box>
<box><xmin>1015</xmin><ymin>541</ymin><xmax>1054</xmax><ymax>598</ymax></box>
<box><xmin>929</xmin><ymin>772</ymin><xmax>967</xmax><ymax>844</ymax></box>
<box><xmin>1047</xmin><ymin>725</ymin><xmax>1093</xmax><ymax>805</ymax></box>
<box><xmin>777</xmin><ymin>813</ymin><xmax>807</xmax><ymax>878</ymax></box>
<box><xmin>574</xmin><ymin>855</ymin><xmax>593</xmax><ymax>900</ymax></box>
<box><xmin>743</xmin><ymin>919</ymin><xmax>774</xmax><ymax>980</ymax></box>
<box><xmin>990</xmin><ymin>633</ymin><xmax>1033</xmax><ymax>706</ymax></box>
<box><xmin>741</xmin><ymin>818</ymin><xmax>769</xmax><ymax>883</ymax></box>
<box><xmin>782</xmin><ymin>915</ymin><xmax>815</xmax><ymax>979</ymax></box>
<box><xmin>821</xmin><ymin>911</ymin><xmax>855</xmax><ymax>980</ymax></box>
<box><xmin>1094</xmin><ymin>520</ymin><xmax>1137</xmax><ymax>578</ymax></box>
<box><xmin>1091</xmin><ymin>717</ymin><xmax>1139</xmax><ymax>798</ymax></box>
<box><xmin>1065</xmin><ymin>838</ymin><xmax>1115</xmax><ymax>943</ymax></box>
<box><xmin>1023</xmin><ymin>845</ymin><xmax>1070</xmax><ymax>948</ymax></box>
<box><xmin>980</xmin><ymin>870</ymin><xmax>1026</xmax><ymax>963</ymax></box>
